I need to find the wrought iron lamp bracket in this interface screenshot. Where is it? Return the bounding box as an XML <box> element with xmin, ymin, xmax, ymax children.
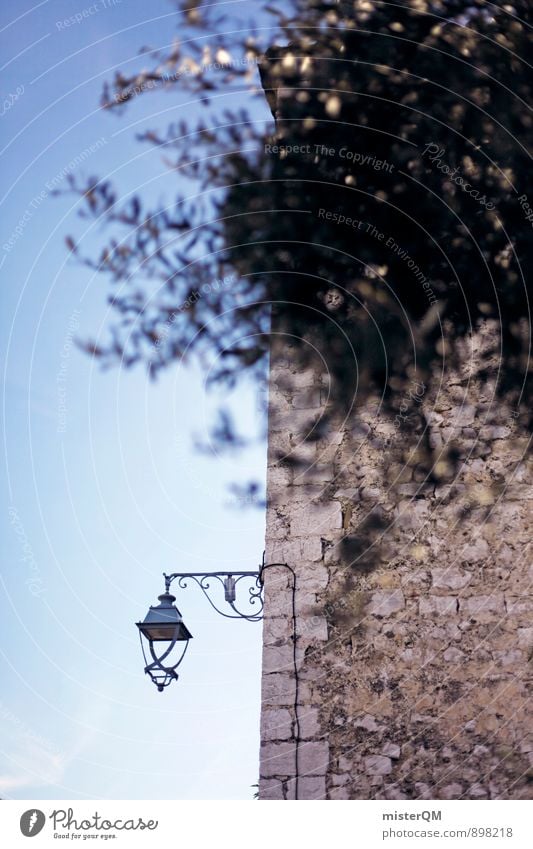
<box><xmin>163</xmin><ymin>570</ymin><xmax>264</xmax><ymax>622</ymax></box>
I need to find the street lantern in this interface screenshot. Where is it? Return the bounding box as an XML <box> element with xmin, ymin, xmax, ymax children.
<box><xmin>135</xmin><ymin>563</ymin><xmax>302</xmax><ymax>795</ymax></box>
<box><xmin>136</xmin><ymin>588</ymin><xmax>193</xmax><ymax>692</ymax></box>
<box><xmin>136</xmin><ymin>570</ymin><xmax>267</xmax><ymax>692</ymax></box>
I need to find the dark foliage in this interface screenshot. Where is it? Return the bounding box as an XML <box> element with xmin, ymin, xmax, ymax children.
<box><xmin>67</xmin><ymin>1</ymin><xmax>532</xmax><ymax>459</ymax></box>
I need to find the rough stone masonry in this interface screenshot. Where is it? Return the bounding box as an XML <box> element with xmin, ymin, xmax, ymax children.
<box><xmin>258</xmin><ymin>332</ymin><xmax>532</xmax><ymax>800</ymax></box>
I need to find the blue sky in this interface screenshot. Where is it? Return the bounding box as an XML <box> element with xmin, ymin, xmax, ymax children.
<box><xmin>1</xmin><ymin>0</ymin><xmax>273</xmax><ymax>799</ymax></box>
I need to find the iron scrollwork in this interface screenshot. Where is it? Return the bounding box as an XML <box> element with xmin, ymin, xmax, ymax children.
<box><xmin>164</xmin><ymin>571</ymin><xmax>264</xmax><ymax>621</ymax></box>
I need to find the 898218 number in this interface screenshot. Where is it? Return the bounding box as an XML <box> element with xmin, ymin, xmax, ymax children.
<box><xmin>468</xmin><ymin>828</ymin><xmax>513</xmax><ymax>838</ymax></box>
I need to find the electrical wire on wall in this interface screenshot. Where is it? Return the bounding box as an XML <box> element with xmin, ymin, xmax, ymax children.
<box><xmin>260</xmin><ymin>555</ymin><xmax>300</xmax><ymax>800</ymax></box>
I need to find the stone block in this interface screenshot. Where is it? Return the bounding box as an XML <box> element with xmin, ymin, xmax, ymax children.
<box><xmin>330</xmin><ymin>773</ymin><xmax>350</xmax><ymax>787</ymax></box>
<box><xmin>479</xmin><ymin>426</ymin><xmax>511</xmax><ymax>440</ymax></box>
<box><xmin>368</xmin><ymin>590</ymin><xmax>405</xmax><ymax>617</ymax></box>
<box><xmin>262</xmin><ymin>564</ymin><xmax>292</xmax><ymax>592</ymax></box>
<box><xmin>296</xmin><ymin>614</ymin><xmax>328</xmax><ymax>641</ymax></box>
<box><xmin>415</xmin><ymin>783</ymin><xmax>432</xmax><ymax>799</ymax></box>
<box><xmin>286</xmin><ymin>409</ymin><xmax>323</xmax><ymax>437</ymax></box>
<box><xmin>461</xmin><ymin>594</ymin><xmax>505</xmax><ymax>615</ymax></box>
<box><xmin>440</xmin><ymin>783</ymin><xmax>464</xmax><ymax>799</ymax></box>
<box><xmin>505</xmin><ymin>597</ymin><xmax>533</xmax><ymax>615</ymax></box>
<box><xmin>290</xmin><ymin>502</ymin><xmax>342</xmax><ymax>537</ymax></box>
<box><xmin>269</xmin><ymin>394</ymin><xmax>293</xmax><ymax>421</ymax></box>
<box><xmin>298</xmin><ymin>776</ymin><xmax>326</xmax><ymax>799</ymax></box>
<box><xmin>383</xmin><ymin>784</ymin><xmax>408</xmax><ymax>800</ymax></box>
<box><xmin>298</xmin><ymin>563</ymin><xmax>329</xmax><ymax>591</ymax></box>
<box><xmin>365</xmin><ymin>755</ymin><xmax>392</xmax><ymax>775</ymax></box>
<box><xmin>429</xmin><ymin>430</ymin><xmax>443</xmax><ymax>449</ymax></box>
<box><xmin>493</xmin><ymin>649</ymin><xmax>523</xmax><ymax>667</ymax></box>
<box><xmin>443</xmin><ymin>647</ymin><xmax>465</xmax><ymax>662</ymax></box>
<box><xmin>517</xmin><ymin>627</ymin><xmax>533</xmax><ymax>649</ymax></box>
<box><xmin>450</xmin><ymin>405</ymin><xmax>476</xmax><ymax>426</ymax></box>
<box><xmin>262</xmin><ymin>584</ymin><xmax>297</xmax><ymax>617</ymax></box>
<box><xmin>299</xmin><ymin>741</ymin><xmax>330</xmax><ymax>775</ymax></box>
<box><xmin>261</xmin><ymin>708</ymin><xmax>293</xmax><ymax>741</ymax></box>
<box><xmin>329</xmin><ymin>785</ymin><xmax>350</xmax><ymax>799</ymax></box>
<box><xmin>334</xmin><ymin>488</ymin><xmax>360</xmax><ymax>500</ymax></box>
<box><xmin>431</xmin><ymin>568</ymin><xmax>471</xmax><ymax>590</ymax></box>
<box><xmin>268</xmin><ymin>465</ymin><xmax>292</xmax><ymax>488</ymax></box>
<box><xmin>259</xmin><ymin>778</ymin><xmax>285</xmax><ymax>800</ymax></box>
<box><xmin>354</xmin><ymin>714</ymin><xmax>380</xmax><ymax>732</ymax></box>
<box><xmin>361</xmin><ymin>486</ymin><xmax>381</xmax><ymax>501</ymax></box>
<box><xmin>468</xmin><ymin>783</ymin><xmax>488</xmax><ymax>798</ymax></box>
<box><xmin>260</xmin><ymin>742</ymin><xmax>297</xmax><ymax>777</ymax></box>
<box><xmin>262</xmin><ymin>673</ymin><xmax>296</xmax><ymax>706</ymax></box>
<box><xmin>262</xmin><ymin>644</ymin><xmax>303</xmax><ymax>674</ymax></box>
<box><xmin>268</xmin><ymin>429</ymin><xmax>292</xmax><ymax>456</ymax></box>
<box><xmin>419</xmin><ymin>596</ymin><xmax>458</xmax><ymax>616</ymax></box>
<box><xmin>381</xmin><ymin>742</ymin><xmax>401</xmax><ymax>759</ymax></box>
<box><xmin>284</xmin><ymin>485</ymin><xmax>327</xmax><ymax>504</ymax></box>
<box><xmin>295</xmin><ymin>590</ymin><xmax>321</xmax><ymax>618</ymax></box>
<box><xmin>323</xmin><ymin>538</ymin><xmax>344</xmax><ymax>566</ymax></box>
<box><xmin>351</xmin><ymin>420</ymin><xmax>371</xmax><ymax>438</ymax></box>
<box><xmin>268</xmin><ymin>537</ymin><xmax>324</xmax><ymax>564</ymax></box>
<box><xmin>397</xmin><ymin>483</ymin><xmax>421</xmax><ymax>496</ymax></box>
<box><xmin>262</xmin><ymin>617</ymin><xmax>292</xmax><ymax>646</ymax></box>
<box><xmin>292</xmin><ymin>388</ymin><xmax>323</xmax><ymax>409</ymax></box>
<box><xmin>266</xmin><ymin>513</ymin><xmax>289</xmax><ymax>540</ymax></box>
<box><xmin>277</xmin><ymin>369</ymin><xmax>316</xmax><ymax>389</ymax></box>
<box><xmin>296</xmin><ymin>681</ymin><xmax>313</xmax><ymax>705</ymax></box>
<box><xmin>461</xmin><ymin>538</ymin><xmax>489</xmax><ymax>563</ymax></box>
<box><xmin>299</xmin><ymin>707</ymin><xmax>321</xmax><ymax>739</ymax></box>
<box><xmin>288</xmin><ymin>439</ymin><xmax>319</xmax><ymax>463</ymax></box>
<box><xmin>293</xmin><ymin>463</ymin><xmax>335</xmax><ymax>485</ymax></box>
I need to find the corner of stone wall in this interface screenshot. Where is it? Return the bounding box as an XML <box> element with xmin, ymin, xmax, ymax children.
<box><xmin>259</xmin><ymin>331</ymin><xmax>533</xmax><ymax>800</ymax></box>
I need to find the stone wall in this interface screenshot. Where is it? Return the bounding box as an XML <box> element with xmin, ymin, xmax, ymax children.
<box><xmin>259</xmin><ymin>332</ymin><xmax>532</xmax><ymax>800</ymax></box>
